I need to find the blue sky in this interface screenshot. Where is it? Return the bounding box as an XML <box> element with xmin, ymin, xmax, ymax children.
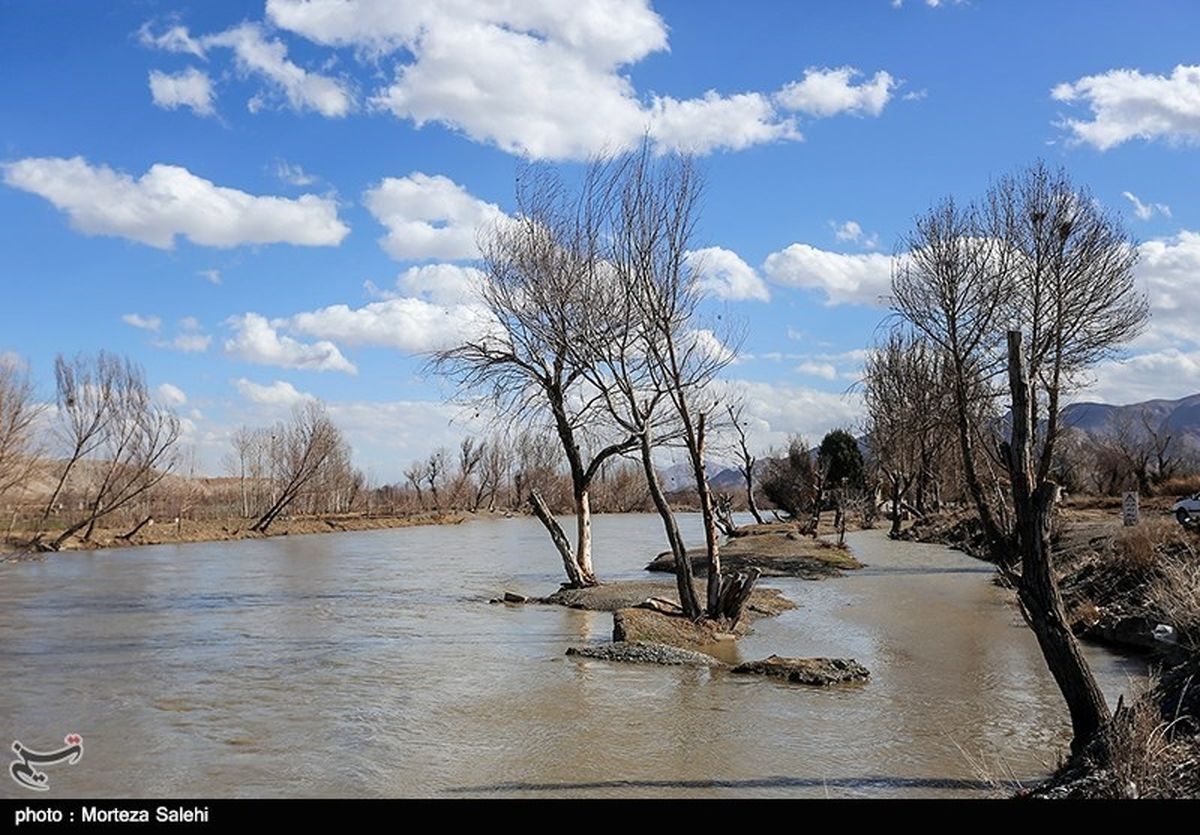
<box><xmin>3</xmin><ymin>0</ymin><xmax>1199</xmax><ymax>481</ymax></box>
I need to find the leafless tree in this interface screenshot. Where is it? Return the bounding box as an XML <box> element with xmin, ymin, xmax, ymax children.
<box><xmin>863</xmin><ymin>329</ymin><xmax>949</xmax><ymax>537</ymax></box>
<box><xmin>892</xmin><ymin>198</ymin><xmax>1012</xmax><ymax>556</ymax></box>
<box><xmin>725</xmin><ymin>401</ymin><xmax>765</xmax><ymax>525</ymax></box>
<box><xmin>431</xmin><ymin>163</ymin><xmax>639</xmax><ymax>587</ymax></box>
<box><xmin>0</xmin><ymin>356</ymin><xmax>43</xmax><ymax>502</ymax></box>
<box><xmin>35</xmin><ymin>352</ymin><xmax>181</xmax><ymax>550</ymax></box>
<box><xmin>251</xmin><ymin>401</ymin><xmax>346</xmax><ymax>533</ymax></box>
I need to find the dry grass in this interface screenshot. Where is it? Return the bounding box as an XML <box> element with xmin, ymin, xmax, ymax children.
<box><xmin>1148</xmin><ymin>554</ymin><xmax>1200</xmax><ymax>653</ymax></box>
<box><xmin>1158</xmin><ymin>474</ymin><xmax>1200</xmax><ymax>498</ymax></box>
<box><xmin>1097</xmin><ymin>678</ymin><xmax>1200</xmax><ymax>799</ymax></box>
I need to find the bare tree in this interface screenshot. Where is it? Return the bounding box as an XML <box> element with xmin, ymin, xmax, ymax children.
<box><xmin>892</xmin><ymin>198</ymin><xmax>1012</xmax><ymax>556</ymax></box>
<box><xmin>251</xmin><ymin>401</ymin><xmax>346</xmax><ymax>533</ymax></box>
<box><xmin>863</xmin><ymin>330</ymin><xmax>948</xmax><ymax>537</ymax></box>
<box><xmin>0</xmin><ymin>356</ymin><xmax>43</xmax><ymax>502</ymax></box>
<box><xmin>725</xmin><ymin>401</ymin><xmax>765</xmax><ymax>525</ymax></box>
<box><xmin>35</xmin><ymin>352</ymin><xmax>181</xmax><ymax>550</ymax></box>
<box><xmin>431</xmin><ymin>163</ymin><xmax>639</xmax><ymax>587</ymax></box>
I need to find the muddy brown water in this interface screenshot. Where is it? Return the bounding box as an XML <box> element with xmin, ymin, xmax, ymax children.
<box><xmin>0</xmin><ymin>514</ymin><xmax>1146</xmax><ymax>798</ymax></box>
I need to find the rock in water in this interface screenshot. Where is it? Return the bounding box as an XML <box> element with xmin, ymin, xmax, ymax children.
<box><xmin>566</xmin><ymin>641</ymin><xmax>724</xmax><ymax>667</ymax></box>
<box><xmin>502</xmin><ymin>591</ymin><xmax>528</xmax><ymax>604</ymax></box>
<box><xmin>732</xmin><ymin>654</ymin><xmax>869</xmax><ymax>686</ymax></box>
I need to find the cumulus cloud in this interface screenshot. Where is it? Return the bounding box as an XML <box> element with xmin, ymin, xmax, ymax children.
<box><xmin>156</xmin><ymin>383</ymin><xmax>188</xmax><ymax>406</ymax></box>
<box><xmin>1122</xmin><ymin>191</ymin><xmax>1171</xmax><ymax>221</ymax></box>
<box><xmin>830</xmin><ymin>219</ymin><xmax>881</xmax><ymax>249</ymax></box>
<box><xmin>289</xmin><ymin>296</ymin><xmax>495</xmax><ymax>354</ymax></box>
<box><xmin>122</xmin><ymin>313</ymin><xmax>162</xmax><ymax>332</ymax></box>
<box><xmin>365</xmin><ymin>173</ymin><xmax>508</xmax><ymax>260</ymax></box>
<box><xmin>224</xmin><ymin>312</ymin><xmax>357</xmax><ymax>373</ymax></box>
<box><xmin>763</xmin><ymin>243</ymin><xmax>894</xmax><ymax>306</ymax></box>
<box><xmin>141</xmin><ymin>21</ymin><xmax>353</xmax><ymax>117</ymax></box>
<box><xmin>776</xmin><ymin>67</ymin><xmax>897</xmax><ymax>117</ymax></box>
<box><xmin>259</xmin><ymin>0</ymin><xmax>896</xmax><ymax>159</ymax></box>
<box><xmin>1135</xmin><ymin>230</ymin><xmax>1200</xmax><ymax>348</ymax></box>
<box><xmin>149</xmin><ymin>67</ymin><xmax>215</xmax><ymax>116</ymax></box>
<box><xmin>685</xmin><ymin>247</ymin><xmax>770</xmax><ymax>302</ymax></box>
<box><xmin>1052</xmin><ymin>65</ymin><xmax>1200</xmax><ymax>150</ymax></box>
<box><xmin>235</xmin><ymin>378</ymin><xmax>313</xmax><ymax>406</ymax></box>
<box><xmin>2</xmin><ymin>156</ymin><xmax>349</xmax><ymax>249</ymax></box>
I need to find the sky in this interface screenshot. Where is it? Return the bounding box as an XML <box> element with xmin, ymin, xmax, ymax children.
<box><xmin>2</xmin><ymin>0</ymin><xmax>1199</xmax><ymax>482</ymax></box>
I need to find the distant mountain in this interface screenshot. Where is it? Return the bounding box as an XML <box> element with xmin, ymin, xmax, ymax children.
<box><xmin>1061</xmin><ymin>393</ymin><xmax>1200</xmax><ymax>451</ymax></box>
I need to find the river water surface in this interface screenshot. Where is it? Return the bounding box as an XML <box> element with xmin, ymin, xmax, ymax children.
<box><xmin>0</xmin><ymin>514</ymin><xmax>1145</xmax><ymax>798</ymax></box>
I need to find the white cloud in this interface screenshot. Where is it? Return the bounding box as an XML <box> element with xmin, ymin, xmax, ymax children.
<box><xmin>713</xmin><ymin>379</ymin><xmax>863</xmax><ymax>454</ymax></box>
<box><xmin>1052</xmin><ymin>65</ymin><xmax>1200</xmax><ymax>150</ymax></box>
<box><xmin>137</xmin><ymin>22</ymin><xmax>205</xmax><ymax>57</ymax></box>
<box><xmin>685</xmin><ymin>328</ymin><xmax>739</xmax><ymax>366</ymax></box>
<box><xmin>274</xmin><ymin>160</ymin><xmax>317</xmax><ymax>186</ymax></box>
<box><xmin>288</xmin><ymin>296</ymin><xmax>495</xmax><ymax>354</ymax></box>
<box><xmin>1121</xmin><ymin>191</ymin><xmax>1171</xmax><ymax>221</ymax></box>
<box><xmin>391</xmin><ymin>264</ymin><xmax>486</xmax><ymax>305</ymax></box>
<box><xmin>156</xmin><ymin>383</ymin><xmax>188</xmax><ymax>406</ymax></box>
<box><xmin>149</xmin><ymin>67</ymin><xmax>215</xmax><ymax>116</ymax></box>
<box><xmin>1088</xmin><ymin>349</ymin><xmax>1200</xmax><ymax>404</ymax></box>
<box><xmin>197</xmin><ymin>268</ymin><xmax>222</xmax><ymax>285</ymax></box>
<box><xmin>165</xmin><ymin>333</ymin><xmax>212</xmax><ymax>353</ymax></box>
<box><xmin>830</xmin><ymin>219</ymin><xmax>881</xmax><ymax>249</ymax></box>
<box><xmin>364</xmin><ymin>173</ymin><xmax>508</xmax><ymax>260</ymax></box>
<box><xmin>795</xmin><ymin>361</ymin><xmax>839</xmax><ymax>381</ymax></box>
<box><xmin>225</xmin><ymin>313</ymin><xmax>357</xmax><ymax>374</ymax></box>
<box><xmin>262</xmin><ymin>0</ymin><xmax>895</xmax><ymax>159</ymax></box>
<box><xmin>235</xmin><ymin>378</ymin><xmax>313</xmax><ymax>406</ymax></box>
<box><xmin>762</xmin><ymin>243</ymin><xmax>894</xmax><ymax>306</ymax></box>
<box><xmin>648</xmin><ymin>91</ymin><xmax>800</xmax><ymax>155</ymax></box>
<box><xmin>122</xmin><ymin>312</ymin><xmax>162</xmax><ymax>332</ymax></box>
<box><xmin>776</xmin><ymin>67</ymin><xmax>897</xmax><ymax>117</ymax></box>
<box><xmin>141</xmin><ymin>22</ymin><xmax>353</xmax><ymax>118</ymax></box>
<box><xmin>685</xmin><ymin>247</ymin><xmax>770</xmax><ymax>302</ymax></box>
<box><xmin>1135</xmin><ymin>230</ymin><xmax>1200</xmax><ymax>348</ymax></box>
<box><xmin>2</xmin><ymin>156</ymin><xmax>349</xmax><ymax>249</ymax></box>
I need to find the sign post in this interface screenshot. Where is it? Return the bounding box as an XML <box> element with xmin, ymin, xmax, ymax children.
<box><xmin>1122</xmin><ymin>491</ymin><xmax>1140</xmax><ymax>527</ymax></box>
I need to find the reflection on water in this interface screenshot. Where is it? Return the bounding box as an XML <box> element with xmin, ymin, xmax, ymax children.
<box><xmin>0</xmin><ymin>516</ymin><xmax>1145</xmax><ymax>798</ymax></box>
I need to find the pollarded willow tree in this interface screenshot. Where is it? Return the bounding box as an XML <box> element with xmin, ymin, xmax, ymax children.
<box><xmin>431</xmin><ymin>164</ymin><xmax>639</xmax><ymax>589</ymax></box>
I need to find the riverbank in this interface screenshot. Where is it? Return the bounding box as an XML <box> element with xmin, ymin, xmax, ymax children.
<box><xmin>645</xmin><ymin>523</ymin><xmax>863</xmax><ymax>578</ymax></box>
<box><xmin>1</xmin><ymin>510</ymin><xmax>469</xmax><ymax>558</ymax></box>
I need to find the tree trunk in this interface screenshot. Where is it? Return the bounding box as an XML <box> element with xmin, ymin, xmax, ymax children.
<box><xmin>745</xmin><ymin>473</ymin><xmax>765</xmax><ymax>525</ymax></box>
<box><xmin>117</xmin><ymin>515</ymin><xmax>154</xmax><ymax>541</ymax></box>
<box><xmin>889</xmin><ymin>475</ymin><xmax>903</xmax><ymax>538</ymax></box>
<box><xmin>574</xmin><ymin>487</ymin><xmax>596</xmax><ymax>585</ymax></box>
<box><xmin>1006</xmin><ymin>330</ymin><xmax>1110</xmax><ymax>754</ymax></box>
<box><xmin>640</xmin><ymin>432</ymin><xmax>701</xmax><ymax>619</ymax></box>
<box><xmin>952</xmin><ymin>371</ymin><xmax>1008</xmax><ymax>561</ymax></box>
<box><xmin>530</xmin><ymin>489</ymin><xmax>586</xmax><ymax>588</ymax></box>
<box><xmin>691</xmin><ymin>413</ymin><xmax>724</xmax><ymax>619</ymax></box>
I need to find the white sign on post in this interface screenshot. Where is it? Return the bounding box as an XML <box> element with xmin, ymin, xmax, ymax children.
<box><xmin>1122</xmin><ymin>491</ymin><xmax>1140</xmax><ymax>527</ymax></box>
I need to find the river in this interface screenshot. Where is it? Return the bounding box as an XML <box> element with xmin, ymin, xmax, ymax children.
<box><xmin>0</xmin><ymin>514</ymin><xmax>1145</xmax><ymax>798</ymax></box>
